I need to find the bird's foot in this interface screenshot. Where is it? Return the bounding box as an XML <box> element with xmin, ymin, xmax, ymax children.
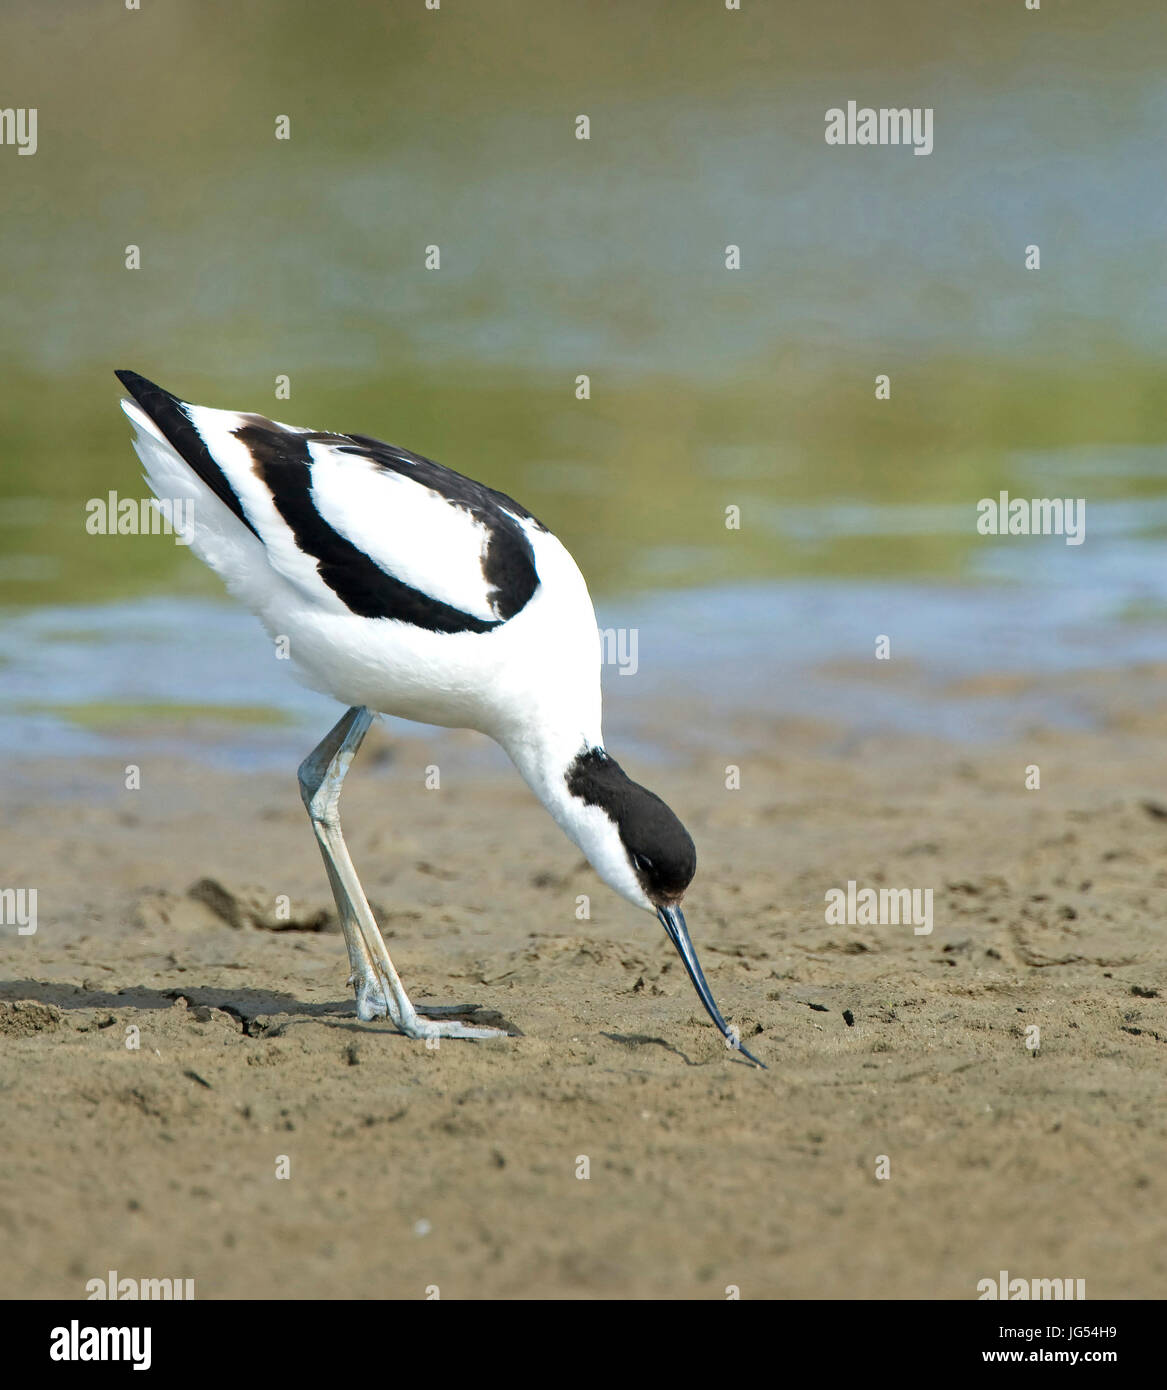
<box><xmin>404</xmin><ymin>1013</ymin><xmax>510</xmax><ymax>1041</ymax></box>
<box><xmin>349</xmin><ymin>971</ymin><xmax>509</xmax><ymax>1040</ymax></box>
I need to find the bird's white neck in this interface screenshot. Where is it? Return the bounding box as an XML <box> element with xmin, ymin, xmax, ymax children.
<box><xmin>494</xmin><ymin>719</ymin><xmax>651</xmax><ymax>911</ymax></box>
<box><xmin>495</xmin><ymin>717</ymin><xmax>598</xmax><ymax>830</ymax></box>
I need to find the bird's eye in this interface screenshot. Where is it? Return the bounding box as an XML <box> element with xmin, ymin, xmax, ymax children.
<box><xmin>633</xmin><ymin>853</ymin><xmax>654</xmax><ymax>875</ymax></box>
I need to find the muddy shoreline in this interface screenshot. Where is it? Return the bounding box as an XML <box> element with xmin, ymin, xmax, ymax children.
<box><xmin>2</xmin><ymin>691</ymin><xmax>1165</xmax><ymax>1299</ymax></box>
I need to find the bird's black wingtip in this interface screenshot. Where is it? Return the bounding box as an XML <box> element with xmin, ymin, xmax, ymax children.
<box><xmin>114</xmin><ymin>368</ymin><xmax>160</xmax><ymax>401</ymax></box>
<box><xmin>115</xmin><ymin>369</ymin><xmax>190</xmax><ymax>422</ymax></box>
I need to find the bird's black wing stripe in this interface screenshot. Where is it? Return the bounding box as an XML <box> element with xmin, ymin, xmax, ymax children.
<box><xmin>237</xmin><ymin>422</ymin><xmax>505</xmax><ymax>633</ymax></box>
<box><xmin>335</xmin><ymin>435</ymin><xmax>541</xmax><ymax>621</ymax></box>
<box><xmin>114</xmin><ymin>370</ymin><xmax>261</xmax><ymax>539</ymax></box>
<box><xmin>342</xmin><ymin>434</ymin><xmax>547</xmax><ymax>532</ymax></box>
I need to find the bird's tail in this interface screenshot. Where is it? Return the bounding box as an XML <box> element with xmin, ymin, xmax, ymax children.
<box><xmin>115</xmin><ymin>369</ymin><xmax>274</xmax><ymax>608</ymax></box>
<box><xmin>115</xmin><ymin>370</ymin><xmax>262</xmax><ymax>540</ymax></box>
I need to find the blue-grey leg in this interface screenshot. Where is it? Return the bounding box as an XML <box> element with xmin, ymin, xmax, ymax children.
<box><xmin>297</xmin><ymin>706</ymin><xmax>506</xmax><ymax>1041</ymax></box>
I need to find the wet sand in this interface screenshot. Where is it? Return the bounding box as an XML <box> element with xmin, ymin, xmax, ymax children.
<box><xmin>1</xmin><ymin>676</ymin><xmax>1165</xmax><ymax>1299</ymax></box>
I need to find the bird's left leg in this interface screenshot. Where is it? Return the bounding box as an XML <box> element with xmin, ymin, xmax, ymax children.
<box><xmin>297</xmin><ymin>706</ymin><xmax>507</xmax><ymax>1042</ymax></box>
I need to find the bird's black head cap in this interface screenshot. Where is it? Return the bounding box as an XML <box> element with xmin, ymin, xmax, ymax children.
<box><xmin>565</xmin><ymin>747</ymin><xmax>696</xmax><ymax>903</ymax></box>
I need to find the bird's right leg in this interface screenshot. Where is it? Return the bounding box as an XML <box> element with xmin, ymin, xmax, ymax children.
<box><xmin>297</xmin><ymin>706</ymin><xmax>506</xmax><ymax>1042</ymax></box>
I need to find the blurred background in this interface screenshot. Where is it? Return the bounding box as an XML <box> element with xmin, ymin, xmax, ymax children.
<box><xmin>1</xmin><ymin>0</ymin><xmax>1164</xmax><ymax>764</ymax></box>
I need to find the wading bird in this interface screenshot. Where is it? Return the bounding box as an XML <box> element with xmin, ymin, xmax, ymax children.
<box><xmin>116</xmin><ymin>371</ymin><xmax>762</xmax><ymax>1066</ymax></box>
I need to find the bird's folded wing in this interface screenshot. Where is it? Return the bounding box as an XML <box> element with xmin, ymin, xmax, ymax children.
<box><xmin>185</xmin><ymin>406</ymin><xmax>542</xmax><ymax>634</ymax></box>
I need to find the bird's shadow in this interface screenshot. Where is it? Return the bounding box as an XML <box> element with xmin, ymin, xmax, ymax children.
<box><xmin>601</xmin><ymin>1031</ymin><xmax>697</xmax><ymax>1066</ymax></box>
<box><xmin>0</xmin><ymin>979</ymin><xmax>519</xmax><ymax>1036</ymax></box>
<box><xmin>601</xmin><ymin>1031</ymin><xmax>762</xmax><ymax>1069</ymax></box>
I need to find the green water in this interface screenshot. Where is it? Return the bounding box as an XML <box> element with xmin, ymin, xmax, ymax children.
<box><xmin>1</xmin><ymin>0</ymin><xmax>1165</xmax><ymax>631</ymax></box>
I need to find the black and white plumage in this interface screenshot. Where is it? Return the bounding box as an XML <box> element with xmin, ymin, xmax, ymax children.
<box><xmin>116</xmin><ymin>370</ymin><xmax>762</xmax><ymax>1066</ymax></box>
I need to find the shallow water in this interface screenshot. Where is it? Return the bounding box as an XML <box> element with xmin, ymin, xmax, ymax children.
<box><xmin>3</xmin><ymin>544</ymin><xmax>1165</xmax><ymax>768</ymax></box>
